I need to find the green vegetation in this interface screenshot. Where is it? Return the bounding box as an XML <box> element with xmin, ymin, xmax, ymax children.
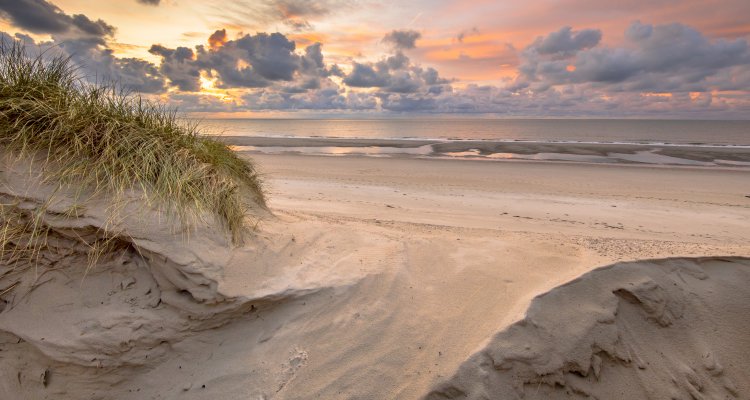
<box><xmin>0</xmin><ymin>42</ymin><xmax>265</xmax><ymax>247</ymax></box>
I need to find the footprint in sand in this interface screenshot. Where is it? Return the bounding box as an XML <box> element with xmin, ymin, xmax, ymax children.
<box><xmin>276</xmin><ymin>348</ymin><xmax>309</xmax><ymax>393</ymax></box>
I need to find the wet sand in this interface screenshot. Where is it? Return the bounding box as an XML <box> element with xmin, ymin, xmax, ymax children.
<box><xmin>220</xmin><ymin>135</ymin><xmax>750</xmax><ymax>166</ymax></box>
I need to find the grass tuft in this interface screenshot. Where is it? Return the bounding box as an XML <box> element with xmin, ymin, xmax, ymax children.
<box><xmin>0</xmin><ymin>41</ymin><xmax>265</xmax><ymax>247</ymax></box>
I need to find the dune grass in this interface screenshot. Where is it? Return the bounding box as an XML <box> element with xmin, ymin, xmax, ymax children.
<box><xmin>0</xmin><ymin>42</ymin><xmax>265</xmax><ymax>247</ymax></box>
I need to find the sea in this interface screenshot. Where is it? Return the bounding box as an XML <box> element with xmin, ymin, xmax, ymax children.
<box><xmin>201</xmin><ymin>118</ymin><xmax>750</xmax><ymax>166</ymax></box>
<box><xmin>202</xmin><ymin>119</ymin><xmax>750</xmax><ymax>146</ymax></box>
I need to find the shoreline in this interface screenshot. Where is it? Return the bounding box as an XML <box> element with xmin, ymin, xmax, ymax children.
<box><xmin>217</xmin><ymin>134</ymin><xmax>750</xmax><ymax>148</ymax></box>
<box><xmin>219</xmin><ymin>135</ymin><xmax>750</xmax><ymax>168</ymax></box>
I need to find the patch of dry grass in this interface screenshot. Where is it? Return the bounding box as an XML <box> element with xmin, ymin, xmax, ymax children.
<box><xmin>0</xmin><ymin>41</ymin><xmax>265</xmax><ymax>254</ymax></box>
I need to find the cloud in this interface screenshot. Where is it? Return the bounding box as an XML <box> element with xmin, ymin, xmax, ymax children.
<box><xmin>337</xmin><ymin>50</ymin><xmax>456</xmax><ymax>113</ymax></box>
<box><xmin>343</xmin><ymin>51</ymin><xmax>449</xmax><ymax>94</ymax></box>
<box><xmin>229</xmin><ymin>33</ymin><xmax>299</xmax><ymax>82</ymax></box>
<box><xmin>530</xmin><ymin>26</ymin><xmax>601</xmax><ymax>56</ymax></box>
<box><xmin>455</xmin><ymin>27</ymin><xmax>479</xmax><ymax>43</ymax></box>
<box><xmin>208</xmin><ymin>29</ymin><xmax>228</xmax><ymax>50</ymax></box>
<box><xmin>164</xmin><ymin>92</ymin><xmax>242</xmax><ymax>113</ymax></box>
<box><xmin>3</xmin><ymin>31</ymin><xmax>166</xmax><ymax>94</ymax></box>
<box><xmin>0</xmin><ymin>0</ymin><xmax>165</xmax><ymax>93</ymax></box>
<box><xmin>199</xmin><ymin>32</ymin><xmax>301</xmax><ymax>88</ymax></box>
<box><xmin>243</xmin><ymin>83</ymin><xmax>377</xmax><ymax>111</ymax></box>
<box><xmin>3</xmin><ymin>2</ymin><xmax>748</xmax><ymax>117</ymax></box>
<box><xmin>136</xmin><ymin>0</ymin><xmax>160</xmax><ymax>5</ymax></box>
<box><xmin>219</xmin><ymin>0</ymin><xmax>350</xmax><ymax>31</ymax></box>
<box><xmin>269</xmin><ymin>0</ymin><xmax>355</xmax><ymax>31</ymax></box>
<box><xmin>155</xmin><ymin>21</ymin><xmax>750</xmax><ymax>116</ymax></box>
<box><xmin>378</xmin><ymin>93</ymin><xmax>436</xmax><ymax>112</ymax></box>
<box><xmin>148</xmin><ymin>44</ymin><xmax>200</xmax><ymax>91</ymax></box>
<box><xmin>515</xmin><ymin>22</ymin><xmax>750</xmax><ymax>94</ymax></box>
<box><xmin>383</xmin><ymin>29</ymin><xmax>421</xmax><ymax>50</ymax></box>
<box><xmin>343</xmin><ymin>62</ymin><xmax>388</xmax><ymax>87</ymax></box>
<box><xmin>0</xmin><ymin>0</ymin><xmax>115</xmax><ymax>36</ymax></box>
<box><xmin>150</xmin><ymin>32</ymin><xmax>297</xmax><ymax>89</ymax></box>
<box><xmin>154</xmin><ymin>34</ymin><xmax>455</xmax><ymax>113</ymax></box>
<box><xmin>107</xmin><ymin>57</ymin><xmax>166</xmax><ymax>93</ymax></box>
<box><xmin>150</xmin><ymin>30</ymin><xmax>340</xmax><ymax>93</ymax></box>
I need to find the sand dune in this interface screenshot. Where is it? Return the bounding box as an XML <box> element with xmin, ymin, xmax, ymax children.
<box><xmin>0</xmin><ymin>153</ymin><xmax>268</xmax><ymax>396</ymax></box>
<box><xmin>425</xmin><ymin>257</ymin><xmax>750</xmax><ymax>399</ymax></box>
<box><xmin>1</xmin><ymin>152</ymin><xmax>749</xmax><ymax>399</ymax></box>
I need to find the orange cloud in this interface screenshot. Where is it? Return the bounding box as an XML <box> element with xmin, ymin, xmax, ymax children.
<box><xmin>288</xmin><ymin>32</ymin><xmax>328</xmax><ymax>46</ymax></box>
<box><xmin>208</xmin><ymin>29</ymin><xmax>228</xmax><ymax>50</ymax></box>
<box><xmin>642</xmin><ymin>92</ymin><xmax>673</xmax><ymax>98</ymax></box>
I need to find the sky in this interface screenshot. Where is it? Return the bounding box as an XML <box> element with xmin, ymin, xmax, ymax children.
<box><xmin>1</xmin><ymin>0</ymin><xmax>750</xmax><ymax>118</ymax></box>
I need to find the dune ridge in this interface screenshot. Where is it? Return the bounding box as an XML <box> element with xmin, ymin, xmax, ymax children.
<box><xmin>425</xmin><ymin>256</ymin><xmax>750</xmax><ymax>399</ymax></box>
<box><xmin>0</xmin><ymin>152</ymin><xmax>391</xmax><ymax>398</ymax></box>
<box><xmin>0</xmin><ymin>45</ymin><xmax>275</xmax><ymax>396</ymax></box>
<box><xmin>0</xmin><ymin>152</ymin><xmax>266</xmax><ymax>395</ymax></box>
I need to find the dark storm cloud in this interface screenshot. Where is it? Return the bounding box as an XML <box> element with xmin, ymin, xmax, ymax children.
<box><xmin>302</xmin><ymin>42</ymin><xmax>324</xmax><ymax>69</ymax></box>
<box><xmin>383</xmin><ymin>29</ymin><xmax>422</xmax><ymax>50</ymax></box>
<box><xmin>284</xmin><ymin>42</ymin><xmax>336</xmax><ymax>91</ymax></box>
<box><xmin>137</xmin><ymin>0</ymin><xmax>160</xmax><ymax>5</ymax></box>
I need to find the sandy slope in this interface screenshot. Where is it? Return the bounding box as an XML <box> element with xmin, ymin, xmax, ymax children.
<box><xmin>1</xmin><ymin>153</ymin><xmax>749</xmax><ymax>399</ymax></box>
<box><xmin>425</xmin><ymin>257</ymin><xmax>750</xmax><ymax>399</ymax></box>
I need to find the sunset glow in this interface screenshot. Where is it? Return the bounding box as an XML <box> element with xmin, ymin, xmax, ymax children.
<box><xmin>2</xmin><ymin>0</ymin><xmax>749</xmax><ymax>117</ymax></box>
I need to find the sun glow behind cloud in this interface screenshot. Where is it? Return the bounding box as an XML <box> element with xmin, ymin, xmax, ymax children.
<box><xmin>2</xmin><ymin>0</ymin><xmax>749</xmax><ymax>117</ymax></box>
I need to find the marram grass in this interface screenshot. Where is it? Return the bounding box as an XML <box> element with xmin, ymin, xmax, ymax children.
<box><xmin>0</xmin><ymin>42</ymin><xmax>265</xmax><ymax>248</ymax></box>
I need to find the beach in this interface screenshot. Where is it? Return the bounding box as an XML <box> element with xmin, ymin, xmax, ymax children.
<box><xmin>2</xmin><ymin>147</ymin><xmax>749</xmax><ymax>399</ymax></box>
<box><xmin>202</xmin><ymin>153</ymin><xmax>750</xmax><ymax>398</ymax></box>
<box><xmin>242</xmin><ymin>153</ymin><xmax>750</xmax><ymax>397</ymax></box>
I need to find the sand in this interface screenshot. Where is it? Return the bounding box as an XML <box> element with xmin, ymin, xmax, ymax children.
<box><xmin>426</xmin><ymin>257</ymin><xmax>750</xmax><ymax>399</ymax></box>
<box><xmin>1</xmin><ymin>152</ymin><xmax>749</xmax><ymax>399</ymax></box>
